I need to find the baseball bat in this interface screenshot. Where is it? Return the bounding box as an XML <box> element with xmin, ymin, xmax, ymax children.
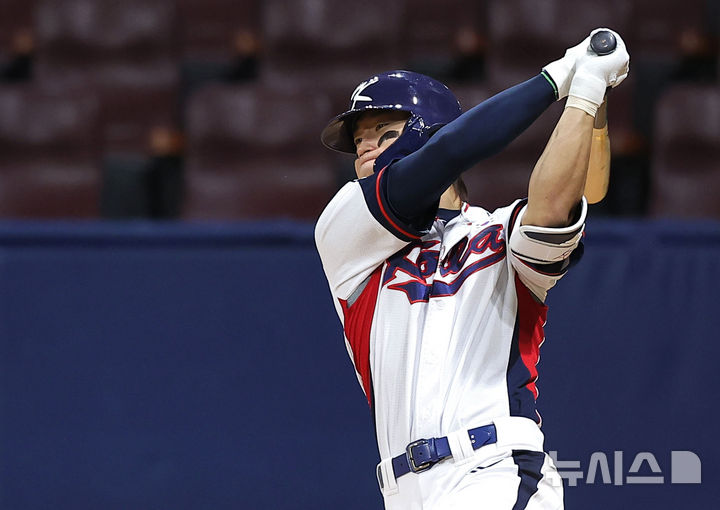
<box><xmin>584</xmin><ymin>30</ymin><xmax>615</xmax><ymax>204</ymax></box>
<box><xmin>585</xmin><ymin>97</ymin><xmax>610</xmax><ymax>204</ymax></box>
<box><xmin>589</xmin><ymin>30</ymin><xmax>617</xmax><ymax>55</ymax></box>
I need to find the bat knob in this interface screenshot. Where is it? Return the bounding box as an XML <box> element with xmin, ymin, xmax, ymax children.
<box><xmin>589</xmin><ymin>30</ymin><xmax>617</xmax><ymax>55</ymax></box>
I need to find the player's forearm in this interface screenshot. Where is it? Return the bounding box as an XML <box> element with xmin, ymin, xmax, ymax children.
<box><xmin>523</xmin><ymin>108</ymin><xmax>594</xmax><ymax>227</ymax></box>
<box><xmin>386</xmin><ymin>74</ymin><xmax>556</xmax><ymax>219</ymax></box>
<box><xmin>524</xmin><ymin>27</ymin><xmax>630</xmax><ymax>227</ymax></box>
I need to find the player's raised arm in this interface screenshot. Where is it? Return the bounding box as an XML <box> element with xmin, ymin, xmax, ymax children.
<box><xmin>380</xmin><ymin>33</ymin><xmax>597</xmax><ymax>222</ymax></box>
<box><xmin>522</xmin><ymin>29</ymin><xmax>630</xmax><ymax>227</ymax></box>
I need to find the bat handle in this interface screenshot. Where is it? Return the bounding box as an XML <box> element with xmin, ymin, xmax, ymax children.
<box><xmin>589</xmin><ymin>30</ymin><xmax>617</xmax><ymax>55</ymax></box>
<box><xmin>595</xmin><ymin>94</ymin><xmax>608</xmax><ymax>129</ymax></box>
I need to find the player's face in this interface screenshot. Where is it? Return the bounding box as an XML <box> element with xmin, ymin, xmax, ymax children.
<box><xmin>352</xmin><ymin>110</ymin><xmax>409</xmax><ymax>179</ymax></box>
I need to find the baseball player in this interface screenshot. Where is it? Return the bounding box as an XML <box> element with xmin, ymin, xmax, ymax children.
<box><xmin>315</xmin><ymin>29</ymin><xmax>629</xmax><ymax>509</ymax></box>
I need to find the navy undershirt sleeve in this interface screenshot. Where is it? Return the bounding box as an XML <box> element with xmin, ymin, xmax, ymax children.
<box><xmin>384</xmin><ymin>73</ymin><xmax>556</xmax><ymax>223</ymax></box>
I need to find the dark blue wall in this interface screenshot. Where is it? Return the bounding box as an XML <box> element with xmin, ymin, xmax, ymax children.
<box><xmin>0</xmin><ymin>219</ymin><xmax>717</xmax><ymax>509</ymax></box>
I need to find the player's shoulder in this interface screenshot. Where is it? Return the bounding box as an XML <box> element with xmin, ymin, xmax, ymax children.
<box><xmin>330</xmin><ymin>179</ymin><xmax>363</xmax><ymax>205</ymax></box>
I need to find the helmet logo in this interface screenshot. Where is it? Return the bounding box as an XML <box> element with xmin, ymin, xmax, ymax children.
<box><xmin>350</xmin><ymin>76</ymin><xmax>379</xmax><ymax>109</ymax></box>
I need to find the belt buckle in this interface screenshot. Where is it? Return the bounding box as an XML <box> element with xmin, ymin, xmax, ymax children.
<box><xmin>406</xmin><ymin>439</ymin><xmax>434</xmax><ymax>473</ymax></box>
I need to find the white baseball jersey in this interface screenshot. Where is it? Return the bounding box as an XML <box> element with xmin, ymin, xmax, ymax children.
<box><xmin>315</xmin><ymin>173</ymin><xmax>586</xmax><ymax>472</ymax></box>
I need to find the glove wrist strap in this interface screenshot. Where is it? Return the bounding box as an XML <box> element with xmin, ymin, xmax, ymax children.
<box><xmin>565</xmin><ymin>96</ymin><xmax>598</xmax><ymax>117</ymax></box>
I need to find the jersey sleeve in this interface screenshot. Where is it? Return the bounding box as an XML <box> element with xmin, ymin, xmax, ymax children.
<box><xmin>315</xmin><ymin>178</ymin><xmax>411</xmax><ymax>300</ymax></box>
<box><xmin>507</xmin><ymin>198</ymin><xmax>587</xmax><ymax>302</ymax></box>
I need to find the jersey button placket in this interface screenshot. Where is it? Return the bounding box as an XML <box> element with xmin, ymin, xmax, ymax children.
<box><xmin>415</xmin><ymin>295</ymin><xmax>454</xmax><ymax>436</ymax></box>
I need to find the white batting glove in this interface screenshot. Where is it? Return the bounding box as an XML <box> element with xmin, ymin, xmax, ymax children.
<box><xmin>567</xmin><ymin>28</ymin><xmax>630</xmax><ymax>117</ymax></box>
<box><xmin>543</xmin><ymin>33</ymin><xmax>593</xmax><ymax>100</ymax></box>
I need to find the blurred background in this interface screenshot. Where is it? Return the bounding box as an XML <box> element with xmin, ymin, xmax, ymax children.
<box><xmin>0</xmin><ymin>1</ymin><xmax>718</xmax><ymax>509</ymax></box>
<box><xmin>0</xmin><ymin>0</ymin><xmax>718</xmax><ymax>220</ymax></box>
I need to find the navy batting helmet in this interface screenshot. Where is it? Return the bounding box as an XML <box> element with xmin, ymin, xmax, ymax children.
<box><xmin>320</xmin><ymin>70</ymin><xmax>462</xmax><ymax>169</ymax></box>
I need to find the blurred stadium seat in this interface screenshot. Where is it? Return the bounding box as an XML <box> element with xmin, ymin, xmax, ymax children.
<box><xmin>0</xmin><ymin>0</ymin><xmax>712</xmax><ymax>220</ymax></box>
<box><xmin>629</xmin><ymin>0</ymin><xmax>708</xmax><ymax>57</ymax></box>
<box><xmin>177</xmin><ymin>0</ymin><xmax>260</xmax><ymax>60</ymax></box>
<box><xmin>184</xmin><ymin>83</ymin><xmax>336</xmax><ymax>220</ymax></box>
<box><xmin>34</xmin><ymin>0</ymin><xmax>179</xmax><ymax>153</ymax></box>
<box><xmin>627</xmin><ymin>1</ymin><xmax>715</xmax><ymax>138</ymax></box>
<box><xmin>486</xmin><ymin>0</ymin><xmax>631</xmax><ymax>88</ymax></box>
<box><xmin>400</xmin><ymin>0</ymin><xmax>488</xmax><ymax>82</ymax></box>
<box><xmin>649</xmin><ymin>84</ymin><xmax>720</xmax><ymax>218</ymax></box>
<box><xmin>0</xmin><ymin>0</ymin><xmax>35</xmax><ymax>50</ymax></box>
<box><xmin>451</xmin><ymin>83</ymin><xmax>494</xmax><ymax>116</ymax></box>
<box><xmin>595</xmin><ymin>74</ymin><xmax>653</xmax><ymax>217</ymax></box>
<box><xmin>260</xmin><ymin>0</ymin><xmax>404</xmax><ymax>107</ymax></box>
<box><xmin>0</xmin><ymin>85</ymin><xmax>101</xmax><ymax>217</ymax></box>
<box><xmin>0</xmin><ymin>0</ymin><xmax>36</xmax><ymax>82</ymax></box>
<box><xmin>177</xmin><ymin>0</ymin><xmax>261</xmax><ymax>115</ymax></box>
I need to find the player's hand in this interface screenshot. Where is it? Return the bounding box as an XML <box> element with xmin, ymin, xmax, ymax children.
<box><xmin>543</xmin><ymin>33</ymin><xmax>593</xmax><ymax>100</ymax></box>
<box><xmin>567</xmin><ymin>28</ymin><xmax>629</xmax><ymax>115</ymax></box>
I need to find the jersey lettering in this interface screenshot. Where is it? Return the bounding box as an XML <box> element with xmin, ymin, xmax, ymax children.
<box><xmin>383</xmin><ymin>224</ymin><xmax>506</xmax><ymax>303</ymax></box>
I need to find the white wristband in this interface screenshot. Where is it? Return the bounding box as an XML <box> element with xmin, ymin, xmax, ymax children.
<box><xmin>565</xmin><ymin>96</ymin><xmax>598</xmax><ymax>117</ymax></box>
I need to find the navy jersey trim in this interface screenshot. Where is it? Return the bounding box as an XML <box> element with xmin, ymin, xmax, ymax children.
<box><xmin>518</xmin><ymin>257</ymin><xmax>571</xmax><ymax>277</ymax></box>
<box><xmin>507</xmin><ymin>198</ymin><xmax>529</xmax><ymax>239</ymax></box>
<box><xmin>511</xmin><ymin>450</ymin><xmax>546</xmax><ymax>509</ymax></box>
<box><xmin>506</xmin><ymin>321</ymin><xmax>540</xmax><ymax>423</ymax></box>
<box><xmin>523</xmin><ymin>227</ymin><xmax>582</xmax><ymax>244</ymax></box>
<box><xmin>506</xmin><ymin>275</ymin><xmax>547</xmax><ymax>424</ymax></box>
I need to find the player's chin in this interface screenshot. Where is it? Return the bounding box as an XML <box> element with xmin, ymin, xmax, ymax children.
<box><xmin>355</xmin><ymin>159</ymin><xmax>376</xmax><ymax>179</ymax></box>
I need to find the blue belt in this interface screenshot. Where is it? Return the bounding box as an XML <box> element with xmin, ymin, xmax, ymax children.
<box><xmin>391</xmin><ymin>424</ymin><xmax>497</xmax><ymax>478</ymax></box>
